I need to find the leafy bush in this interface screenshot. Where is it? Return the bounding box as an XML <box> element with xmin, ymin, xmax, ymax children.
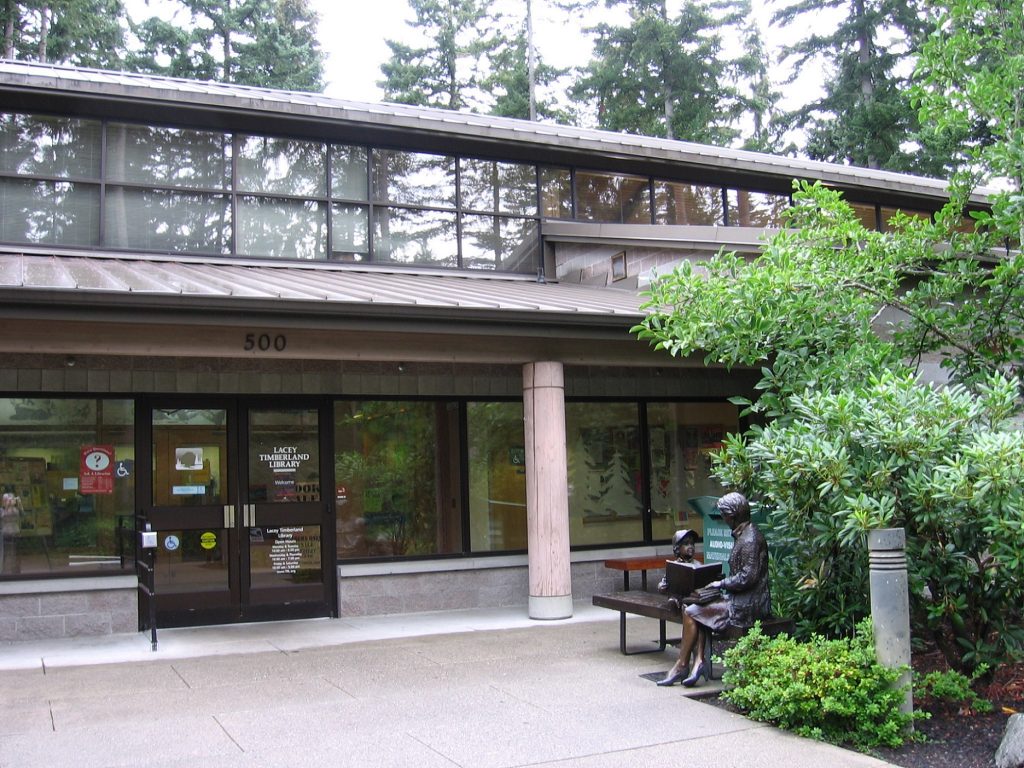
<box><xmin>714</xmin><ymin>371</ymin><xmax>1024</xmax><ymax>676</ymax></box>
<box><xmin>916</xmin><ymin>667</ymin><xmax>993</xmax><ymax>714</ymax></box>
<box><xmin>720</xmin><ymin>620</ymin><xmax>914</xmax><ymax>750</ymax></box>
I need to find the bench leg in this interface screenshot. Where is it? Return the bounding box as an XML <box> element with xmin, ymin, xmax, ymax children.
<box><xmin>706</xmin><ymin>633</ymin><xmax>717</xmax><ymax>680</ymax></box>
<box><xmin>618</xmin><ymin>612</ymin><xmax>669</xmax><ymax>655</ymax></box>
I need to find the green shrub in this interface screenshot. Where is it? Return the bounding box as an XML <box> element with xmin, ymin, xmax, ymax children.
<box><xmin>916</xmin><ymin>667</ymin><xmax>993</xmax><ymax>714</ymax></box>
<box><xmin>720</xmin><ymin>620</ymin><xmax>914</xmax><ymax>750</ymax></box>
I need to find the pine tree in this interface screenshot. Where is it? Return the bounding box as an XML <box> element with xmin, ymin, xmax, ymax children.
<box><xmin>129</xmin><ymin>0</ymin><xmax>324</xmax><ymax>91</ymax></box>
<box><xmin>773</xmin><ymin>0</ymin><xmax>956</xmax><ymax>175</ymax></box>
<box><xmin>379</xmin><ymin>0</ymin><xmax>499</xmax><ymax>112</ymax></box>
<box><xmin>571</xmin><ymin>0</ymin><xmax>748</xmax><ymax>144</ymax></box>
<box><xmin>732</xmin><ymin>7</ymin><xmax>787</xmax><ymax>153</ymax></box>
<box><xmin>483</xmin><ymin>18</ymin><xmax>569</xmax><ymax>122</ymax></box>
<box><xmin>2</xmin><ymin>0</ymin><xmax>127</xmax><ymax>67</ymax></box>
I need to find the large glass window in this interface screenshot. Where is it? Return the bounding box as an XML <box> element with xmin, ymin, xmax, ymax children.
<box><xmin>104</xmin><ymin>188</ymin><xmax>231</xmax><ymax>254</ymax></box>
<box><xmin>566</xmin><ymin>403</ymin><xmax>644</xmax><ymax>546</ymax></box>
<box><xmin>467</xmin><ymin>402</ymin><xmax>527</xmax><ymax>552</ymax></box>
<box><xmin>541</xmin><ymin>167</ymin><xmax>572</xmax><ymax>219</ymax></box>
<box><xmin>0</xmin><ymin>179</ymin><xmax>100</xmax><ymax>246</ymax></box>
<box><xmin>880</xmin><ymin>206</ymin><xmax>932</xmax><ymax>231</ymax></box>
<box><xmin>0</xmin><ymin>114</ymin><xmax>101</xmax><ymax>178</ymax></box>
<box><xmin>237</xmin><ymin>196</ymin><xmax>326</xmax><ymax>260</ymax></box>
<box><xmin>334</xmin><ymin>401</ymin><xmax>461</xmax><ymax>558</ymax></box>
<box><xmin>646</xmin><ymin>402</ymin><xmax>739</xmax><ymax>541</ymax></box>
<box><xmin>236</xmin><ymin>135</ymin><xmax>326</xmax><ymax>197</ymax></box>
<box><xmin>371</xmin><ymin>150</ymin><xmax>456</xmax><ymax>209</ymax></box>
<box><xmin>330</xmin><ymin>203</ymin><xmax>369</xmax><ymax>260</ymax></box>
<box><xmin>105</xmin><ymin>123</ymin><xmax>231</xmax><ymax>189</ymax></box>
<box><xmin>727</xmin><ymin>189</ymin><xmax>789</xmax><ymax>227</ymax></box>
<box><xmin>331</xmin><ymin>145</ymin><xmax>368</xmax><ymax>200</ymax></box>
<box><xmin>460</xmin><ymin>215</ymin><xmax>538</xmax><ymax>273</ymax></box>
<box><xmin>372</xmin><ymin>207</ymin><xmax>457</xmax><ymax>266</ymax></box>
<box><xmin>0</xmin><ymin>398</ymin><xmax>134</xmax><ymax>577</ymax></box>
<box><xmin>460</xmin><ymin>159</ymin><xmax>537</xmax><ymax>215</ymax></box>
<box><xmin>850</xmin><ymin>201</ymin><xmax>880</xmax><ymax>230</ymax></box>
<box><xmin>576</xmin><ymin>171</ymin><xmax>651</xmax><ymax>224</ymax></box>
<box><xmin>654</xmin><ymin>181</ymin><xmax>723</xmax><ymax>225</ymax></box>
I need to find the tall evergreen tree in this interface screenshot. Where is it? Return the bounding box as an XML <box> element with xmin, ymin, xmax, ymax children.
<box><xmin>571</xmin><ymin>0</ymin><xmax>748</xmax><ymax>144</ymax></box>
<box><xmin>733</xmin><ymin>8</ymin><xmax>787</xmax><ymax>153</ymax></box>
<box><xmin>773</xmin><ymin>0</ymin><xmax>957</xmax><ymax>175</ymax></box>
<box><xmin>129</xmin><ymin>0</ymin><xmax>324</xmax><ymax>91</ymax></box>
<box><xmin>379</xmin><ymin>0</ymin><xmax>499</xmax><ymax>111</ymax></box>
<box><xmin>2</xmin><ymin>0</ymin><xmax>127</xmax><ymax>67</ymax></box>
<box><xmin>483</xmin><ymin>16</ymin><xmax>569</xmax><ymax>122</ymax></box>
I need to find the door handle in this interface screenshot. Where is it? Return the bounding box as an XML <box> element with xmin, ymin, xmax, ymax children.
<box><xmin>244</xmin><ymin>504</ymin><xmax>257</xmax><ymax>527</ymax></box>
<box><xmin>223</xmin><ymin>504</ymin><xmax>235</xmax><ymax>528</ymax></box>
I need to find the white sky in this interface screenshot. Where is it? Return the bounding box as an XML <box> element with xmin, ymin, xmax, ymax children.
<box><xmin>313</xmin><ymin>0</ymin><xmax>611</xmax><ymax>102</ymax></box>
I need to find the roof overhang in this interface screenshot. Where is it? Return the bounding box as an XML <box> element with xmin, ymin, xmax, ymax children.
<box><xmin>0</xmin><ymin>62</ymin><xmax>995</xmax><ymax>209</ymax></box>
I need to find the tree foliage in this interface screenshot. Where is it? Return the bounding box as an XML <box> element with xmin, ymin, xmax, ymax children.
<box><xmin>483</xmin><ymin>19</ymin><xmax>569</xmax><ymax>122</ymax></box>
<box><xmin>571</xmin><ymin>0</ymin><xmax>758</xmax><ymax>143</ymax></box>
<box><xmin>129</xmin><ymin>0</ymin><xmax>324</xmax><ymax>91</ymax></box>
<box><xmin>773</xmin><ymin>0</ymin><xmax>958</xmax><ymax>175</ymax></box>
<box><xmin>379</xmin><ymin>0</ymin><xmax>499</xmax><ymax>111</ymax></box>
<box><xmin>633</xmin><ymin>0</ymin><xmax>1024</xmax><ymax>673</ymax></box>
<box><xmin>634</xmin><ymin>181</ymin><xmax>1024</xmax><ymax>673</ymax></box>
<box><xmin>716</xmin><ymin>373</ymin><xmax>1024</xmax><ymax>674</ymax></box>
<box><xmin>914</xmin><ymin>0</ymin><xmax>1024</xmax><ymax>239</ymax></box>
<box><xmin>2</xmin><ymin>0</ymin><xmax>127</xmax><ymax>67</ymax></box>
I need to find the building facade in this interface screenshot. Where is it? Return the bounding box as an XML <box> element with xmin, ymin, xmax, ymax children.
<box><xmin>0</xmin><ymin>62</ymin><xmax>983</xmax><ymax>641</ymax></box>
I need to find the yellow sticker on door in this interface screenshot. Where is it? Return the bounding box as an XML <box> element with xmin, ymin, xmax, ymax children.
<box><xmin>200</xmin><ymin>531</ymin><xmax>217</xmax><ymax>550</ymax></box>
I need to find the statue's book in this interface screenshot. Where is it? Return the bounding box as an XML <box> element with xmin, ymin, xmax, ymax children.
<box><xmin>665</xmin><ymin>560</ymin><xmax>722</xmax><ymax>597</ymax></box>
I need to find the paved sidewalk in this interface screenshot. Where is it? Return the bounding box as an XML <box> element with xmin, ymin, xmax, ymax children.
<box><xmin>0</xmin><ymin>602</ymin><xmax>898</xmax><ymax>768</ymax></box>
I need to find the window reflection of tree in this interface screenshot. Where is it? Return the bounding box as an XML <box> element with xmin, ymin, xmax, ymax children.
<box><xmin>374</xmin><ymin>207</ymin><xmax>457</xmax><ymax>266</ymax></box>
<box><xmin>461</xmin><ymin>216</ymin><xmax>537</xmax><ymax>273</ymax></box>
<box><xmin>576</xmin><ymin>171</ymin><xmax>651</xmax><ymax>224</ymax></box>
<box><xmin>237</xmin><ymin>135</ymin><xmax>325</xmax><ymax>197</ymax></box>
<box><xmin>238</xmin><ymin>197</ymin><xmax>325</xmax><ymax>260</ymax></box>
<box><xmin>540</xmin><ymin>167</ymin><xmax>573</xmax><ymax>219</ymax></box>
<box><xmin>1</xmin><ymin>114</ymin><xmax>101</xmax><ymax>245</ymax></box>
<box><xmin>371</xmin><ymin>149</ymin><xmax>458</xmax><ymax>266</ymax></box>
<box><xmin>105</xmin><ymin>123</ymin><xmax>232</xmax><ymax>253</ymax></box>
<box><xmin>728</xmin><ymin>189</ymin><xmax>790</xmax><ymax>227</ymax></box>
<box><xmin>457</xmin><ymin>159</ymin><xmax>538</xmax><ymax>271</ymax></box>
<box><xmin>654</xmin><ymin>181</ymin><xmax>723</xmax><ymax>226</ymax></box>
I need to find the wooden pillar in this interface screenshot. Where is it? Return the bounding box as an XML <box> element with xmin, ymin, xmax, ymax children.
<box><xmin>522</xmin><ymin>361</ymin><xmax>573</xmax><ymax>619</ymax></box>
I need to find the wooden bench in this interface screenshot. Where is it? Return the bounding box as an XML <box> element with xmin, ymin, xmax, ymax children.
<box><xmin>602</xmin><ymin>556</ymin><xmax>671</xmax><ymax>591</ymax></box>
<box><xmin>592</xmin><ymin>590</ymin><xmax>794</xmax><ymax>676</ymax></box>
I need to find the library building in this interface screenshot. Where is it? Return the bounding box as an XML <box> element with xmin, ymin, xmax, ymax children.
<box><xmin>0</xmin><ymin>61</ymin><xmax>984</xmax><ymax>640</ymax></box>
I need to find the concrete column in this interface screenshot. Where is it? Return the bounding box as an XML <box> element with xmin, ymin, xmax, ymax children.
<box><xmin>868</xmin><ymin>528</ymin><xmax>914</xmax><ymax>723</ymax></box>
<box><xmin>522</xmin><ymin>362</ymin><xmax>573</xmax><ymax>619</ymax></box>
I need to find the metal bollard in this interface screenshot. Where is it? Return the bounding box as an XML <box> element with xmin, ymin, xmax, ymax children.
<box><xmin>868</xmin><ymin>528</ymin><xmax>913</xmax><ymax>724</ymax></box>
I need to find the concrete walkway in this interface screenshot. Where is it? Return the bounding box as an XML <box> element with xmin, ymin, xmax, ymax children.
<box><xmin>0</xmin><ymin>602</ymin><xmax>898</xmax><ymax>768</ymax></box>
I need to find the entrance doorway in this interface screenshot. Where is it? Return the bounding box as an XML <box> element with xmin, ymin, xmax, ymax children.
<box><xmin>139</xmin><ymin>399</ymin><xmax>335</xmax><ymax>627</ymax></box>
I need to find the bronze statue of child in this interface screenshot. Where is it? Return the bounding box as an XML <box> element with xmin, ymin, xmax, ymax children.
<box><xmin>657</xmin><ymin>528</ymin><xmax>700</xmax><ymax>610</ymax></box>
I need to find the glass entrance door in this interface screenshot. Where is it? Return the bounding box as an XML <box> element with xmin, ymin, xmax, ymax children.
<box><xmin>141</xmin><ymin>399</ymin><xmax>334</xmax><ymax>627</ymax></box>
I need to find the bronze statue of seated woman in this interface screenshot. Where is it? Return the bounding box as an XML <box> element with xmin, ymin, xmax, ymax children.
<box><xmin>657</xmin><ymin>492</ymin><xmax>772</xmax><ymax>687</ymax></box>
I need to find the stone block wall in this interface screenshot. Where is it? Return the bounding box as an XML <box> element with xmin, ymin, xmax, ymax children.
<box><xmin>0</xmin><ymin>579</ymin><xmax>137</xmax><ymax>641</ymax></box>
<box><xmin>337</xmin><ymin>558</ymin><xmax>626</xmax><ymax>618</ymax></box>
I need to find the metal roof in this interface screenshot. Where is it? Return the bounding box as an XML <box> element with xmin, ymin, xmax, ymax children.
<box><xmin>0</xmin><ymin>61</ymin><xmax>996</xmax><ymax>205</ymax></box>
<box><xmin>0</xmin><ymin>249</ymin><xmax>645</xmax><ymax>326</ymax></box>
